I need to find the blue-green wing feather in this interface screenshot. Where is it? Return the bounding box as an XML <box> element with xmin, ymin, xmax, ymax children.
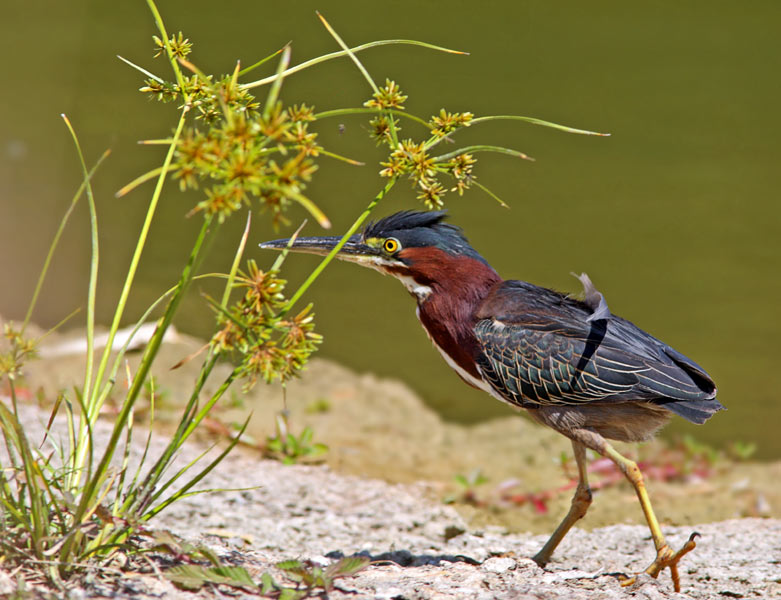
<box><xmin>473</xmin><ymin>281</ymin><xmax>722</xmax><ymax>423</ymax></box>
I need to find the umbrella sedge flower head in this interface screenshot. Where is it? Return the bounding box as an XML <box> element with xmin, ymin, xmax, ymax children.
<box><xmin>210</xmin><ymin>260</ymin><xmax>321</xmax><ymax>388</ymax></box>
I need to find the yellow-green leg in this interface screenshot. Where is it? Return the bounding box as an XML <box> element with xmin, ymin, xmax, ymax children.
<box><xmin>602</xmin><ymin>443</ymin><xmax>699</xmax><ymax>593</ymax></box>
<box><xmin>532</xmin><ymin>440</ymin><xmax>593</xmax><ymax>566</ymax></box>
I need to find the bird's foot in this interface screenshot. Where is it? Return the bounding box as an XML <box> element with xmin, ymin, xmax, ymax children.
<box><xmin>617</xmin><ymin>532</ymin><xmax>699</xmax><ymax>593</ymax></box>
<box><xmin>530</xmin><ymin>552</ymin><xmax>549</xmax><ymax>568</ymax></box>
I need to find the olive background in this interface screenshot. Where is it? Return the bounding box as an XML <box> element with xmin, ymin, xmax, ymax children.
<box><xmin>1</xmin><ymin>1</ymin><xmax>779</xmax><ymax>457</ymax></box>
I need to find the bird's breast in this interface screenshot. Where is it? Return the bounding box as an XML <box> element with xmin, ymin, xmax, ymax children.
<box><xmin>415</xmin><ymin>305</ymin><xmax>522</xmax><ymax>408</ymax></box>
<box><xmin>415</xmin><ymin>306</ymin><xmax>486</xmax><ymax>389</ymax></box>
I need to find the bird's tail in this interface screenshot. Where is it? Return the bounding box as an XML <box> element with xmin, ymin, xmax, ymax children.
<box><xmin>656</xmin><ymin>346</ymin><xmax>723</xmax><ymax>424</ymax></box>
<box><xmin>661</xmin><ymin>396</ymin><xmax>725</xmax><ymax>424</ymax></box>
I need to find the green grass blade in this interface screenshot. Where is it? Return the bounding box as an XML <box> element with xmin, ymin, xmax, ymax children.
<box><xmin>123</xmin><ymin>382</ymin><xmax>155</xmax><ymax>514</ymax></box>
<box><xmin>29</xmin><ymin>458</ymin><xmax>67</xmax><ymax>537</ymax></box>
<box><xmin>112</xmin><ymin>362</ymin><xmax>137</xmax><ymax>511</ymax></box>
<box><xmin>242</xmin><ymin>39</ymin><xmax>467</xmax><ymax>90</ymax></box>
<box><xmin>314</xmin><ymin>107</ymin><xmax>431</xmax><ymax>129</ymax></box>
<box><xmin>469</xmin><ymin>115</ymin><xmax>610</xmax><ymax>136</ymax></box>
<box><xmin>98</xmin><ymin>274</ymin><xmax>228</xmax><ymax>406</ymax></box>
<box><xmin>263</xmin><ymin>46</ymin><xmax>291</xmax><ymax>120</ymax></box>
<box><xmin>137</xmin><ymin>138</ymin><xmax>175</xmax><ymax>145</ymax></box>
<box><xmin>90</xmin><ymin>103</ymin><xmax>190</xmax><ymax>419</ymax></box>
<box><xmin>220</xmin><ymin>212</ymin><xmax>252</xmax><ymax>308</ymax></box>
<box><xmin>433</xmin><ymin>144</ymin><xmax>534</xmax><ymax>163</ymax></box>
<box><xmin>238</xmin><ymin>43</ymin><xmax>289</xmax><ymax>76</ymax></box>
<box><xmin>144</xmin><ymin>439</ymin><xmax>219</xmax><ymax>509</ymax></box>
<box><xmin>116</xmin><ymin>55</ymin><xmax>164</xmax><ymax>83</ymax></box>
<box><xmin>122</xmin><ymin>352</ymin><xmax>220</xmax><ymax>515</ymax></box>
<box><xmin>116</xmin><ymin>165</ymin><xmax>175</xmax><ymax>198</ymax></box>
<box><xmin>471</xmin><ymin>180</ymin><xmax>510</xmax><ymax>209</ymax></box>
<box><xmin>179</xmin><ymin>366</ymin><xmax>238</xmax><ymax>442</ymax></box>
<box><xmin>21</xmin><ymin>149</ymin><xmax>109</xmax><ymax>336</ymax></box>
<box><xmin>145</xmin><ymin>0</ymin><xmax>185</xmax><ymax>89</ymax></box>
<box><xmin>76</xmin><ymin>104</ymin><xmax>194</xmax><ymax>521</ymax></box>
<box><xmin>315</xmin><ymin>13</ymin><xmax>401</xmax><ymax>147</ymax></box>
<box><xmin>34</xmin><ymin>307</ymin><xmax>82</xmax><ymax>348</ymax></box>
<box><xmin>61</xmin><ymin>115</ymin><xmax>100</xmax><ymax>462</ymax></box>
<box><xmin>317</xmin><ymin>12</ymin><xmax>378</xmax><ymax>94</ymax></box>
<box><xmin>72</xmin><ymin>387</ymin><xmax>96</xmax><ymax>489</ymax></box>
<box><xmin>0</xmin><ymin>404</ymin><xmax>49</xmax><ymax>556</ymax></box>
<box><xmin>318</xmin><ymin>149</ymin><xmax>364</xmax><ymax>166</ymax></box>
<box><xmin>144</xmin><ymin>419</ymin><xmax>250</xmax><ymax>521</ymax></box>
<box><xmin>269</xmin><ymin>220</ymin><xmax>308</xmax><ymax>273</ymax></box>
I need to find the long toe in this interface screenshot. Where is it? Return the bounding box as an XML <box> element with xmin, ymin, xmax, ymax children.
<box><xmin>619</xmin><ymin>532</ymin><xmax>699</xmax><ymax>593</ymax></box>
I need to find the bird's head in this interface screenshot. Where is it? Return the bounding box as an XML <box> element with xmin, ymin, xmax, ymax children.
<box><xmin>259</xmin><ymin>210</ymin><xmax>498</xmax><ymax>300</ymax></box>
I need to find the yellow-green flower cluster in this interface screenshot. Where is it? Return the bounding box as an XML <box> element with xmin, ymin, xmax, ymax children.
<box><xmin>367</xmin><ymin>81</ymin><xmax>477</xmax><ymax>209</ymax></box>
<box><xmin>429</xmin><ymin>109</ymin><xmax>473</xmax><ymax>138</ymax></box>
<box><xmin>0</xmin><ymin>324</ymin><xmax>37</xmax><ymax>381</ymax></box>
<box><xmin>140</xmin><ymin>35</ymin><xmax>321</xmax><ymax>226</ymax></box>
<box><xmin>172</xmin><ymin>99</ymin><xmax>320</xmax><ymax>224</ymax></box>
<box><xmin>364</xmin><ymin>79</ymin><xmax>407</xmax><ymax>110</ymax></box>
<box><xmin>153</xmin><ymin>31</ymin><xmax>192</xmax><ymax>60</ymax></box>
<box><xmin>211</xmin><ymin>260</ymin><xmax>322</xmax><ymax>389</ymax></box>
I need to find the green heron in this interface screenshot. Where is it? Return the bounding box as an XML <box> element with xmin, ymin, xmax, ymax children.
<box><xmin>261</xmin><ymin>210</ymin><xmax>723</xmax><ymax>591</ymax></box>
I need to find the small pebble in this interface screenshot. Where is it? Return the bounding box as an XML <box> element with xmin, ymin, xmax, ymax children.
<box><xmin>481</xmin><ymin>556</ymin><xmax>516</xmax><ymax>573</ymax></box>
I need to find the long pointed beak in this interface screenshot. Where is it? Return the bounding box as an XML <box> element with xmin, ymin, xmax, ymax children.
<box><xmin>259</xmin><ymin>234</ymin><xmax>383</xmax><ymax>264</ymax></box>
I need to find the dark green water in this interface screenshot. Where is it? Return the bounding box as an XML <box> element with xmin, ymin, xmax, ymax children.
<box><xmin>1</xmin><ymin>1</ymin><xmax>779</xmax><ymax>458</ymax></box>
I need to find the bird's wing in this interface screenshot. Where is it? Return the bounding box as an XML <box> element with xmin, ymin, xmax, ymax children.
<box><xmin>473</xmin><ymin>280</ymin><xmax>717</xmax><ymax>412</ymax></box>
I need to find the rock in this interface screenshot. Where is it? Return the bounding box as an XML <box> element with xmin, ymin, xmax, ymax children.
<box><xmin>481</xmin><ymin>557</ymin><xmax>517</xmax><ymax>573</ymax></box>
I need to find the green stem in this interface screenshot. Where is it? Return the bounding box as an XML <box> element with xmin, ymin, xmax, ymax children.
<box><xmin>122</xmin><ymin>351</ymin><xmax>220</xmax><ymax>516</ymax></box>
<box><xmin>263</xmin><ymin>46</ymin><xmax>291</xmax><ymax>119</ymax></box>
<box><xmin>145</xmin><ymin>0</ymin><xmax>186</xmax><ymax>90</ymax></box>
<box><xmin>469</xmin><ymin>114</ymin><xmax>610</xmax><ymax>136</ymax></box>
<box><xmin>241</xmin><ymin>39</ymin><xmax>466</xmax><ymax>91</ymax></box>
<box><xmin>314</xmin><ymin>107</ymin><xmax>431</xmax><ymax>129</ymax></box>
<box><xmin>220</xmin><ymin>212</ymin><xmax>251</xmax><ymax>308</ymax></box>
<box><xmin>75</xmin><ymin>216</ymin><xmax>213</xmax><ymax>527</ymax></box>
<box><xmin>315</xmin><ymin>12</ymin><xmax>399</xmax><ymax>147</ymax></box>
<box><xmin>282</xmin><ymin>177</ymin><xmax>397</xmax><ymax>314</ymax></box>
<box><xmin>71</xmin><ymin>103</ymin><xmax>192</xmax><ymax>511</ymax></box>
<box><xmin>433</xmin><ymin>144</ymin><xmax>533</xmax><ymax>163</ymax></box>
<box><xmin>318</xmin><ymin>149</ymin><xmax>364</xmax><ymax>166</ymax></box>
<box><xmin>237</xmin><ymin>43</ymin><xmax>288</xmax><ymax>76</ymax></box>
<box><xmin>21</xmin><ymin>150</ymin><xmax>110</xmax><ymax>336</ymax></box>
<box><xmin>60</xmin><ymin>116</ymin><xmax>100</xmax><ymax>476</ymax></box>
<box><xmin>143</xmin><ymin>412</ymin><xmax>247</xmax><ymax>521</ymax></box>
<box><xmin>70</xmin><ymin>102</ymin><xmax>188</xmax><ymax>492</ymax></box>
<box><xmin>116</xmin><ymin>165</ymin><xmax>177</xmax><ymax>198</ymax></box>
<box><xmin>116</xmin><ymin>55</ymin><xmax>164</xmax><ymax>84</ymax></box>
<box><xmin>88</xmin><ymin>103</ymin><xmax>188</xmax><ymax>424</ymax></box>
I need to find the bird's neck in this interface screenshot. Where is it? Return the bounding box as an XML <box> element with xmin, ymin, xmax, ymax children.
<box><xmin>408</xmin><ymin>252</ymin><xmax>502</xmax><ymax>381</ymax></box>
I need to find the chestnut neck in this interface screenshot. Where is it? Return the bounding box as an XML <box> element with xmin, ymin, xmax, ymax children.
<box><xmin>403</xmin><ymin>248</ymin><xmax>502</xmax><ymax>380</ymax></box>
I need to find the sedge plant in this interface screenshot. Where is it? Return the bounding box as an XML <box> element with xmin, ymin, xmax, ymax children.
<box><xmin>0</xmin><ymin>0</ymin><xmax>605</xmax><ymax>584</ymax></box>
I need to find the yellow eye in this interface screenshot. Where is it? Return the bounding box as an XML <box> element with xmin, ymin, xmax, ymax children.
<box><xmin>383</xmin><ymin>237</ymin><xmax>400</xmax><ymax>253</ymax></box>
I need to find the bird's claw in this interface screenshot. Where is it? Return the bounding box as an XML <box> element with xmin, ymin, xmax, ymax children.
<box><xmin>617</xmin><ymin>532</ymin><xmax>700</xmax><ymax>593</ymax></box>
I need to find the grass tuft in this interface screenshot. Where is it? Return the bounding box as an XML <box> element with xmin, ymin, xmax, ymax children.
<box><xmin>0</xmin><ymin>0</ymin><xmax>605</xmax><ymax>586</ymax></box>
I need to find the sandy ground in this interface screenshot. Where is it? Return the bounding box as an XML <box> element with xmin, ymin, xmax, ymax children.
<box><xmin>2</xmin><ymin>326</ymin><xmax>780</xmax><ymax>597</ymax></box>
<box><xmin>4</xmin><ymin>402</ymin><xmax>780</xmax><ymax>599</ymax></box>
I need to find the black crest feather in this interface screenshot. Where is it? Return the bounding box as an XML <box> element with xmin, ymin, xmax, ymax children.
<box><xmin>363</xmin><ymin>210</ymin><xmax>487</xmax><ymax>263</ymax></box>
<box><xmin>364</xmin><ymin>210</ymin><xmax>449</xmax><ymax>237</ymax></box>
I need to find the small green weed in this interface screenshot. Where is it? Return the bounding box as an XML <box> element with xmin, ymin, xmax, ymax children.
<box><xmin>444</xmin><ymin>468</ymin><xmax>489</xmax><ymax>505</ymax></box>
<box><xmin>726</xmin><ymin>440</ymin><xmax>757</xmax><ymax>461</ymax></box>
<box><xmin>264</xmin><ymin>413</ymin><xmax>328</xmax><ymax>464</ymax></box>
<box><xmin>305</xmin><ymin>397</ymin><xmax>331</xmax><ymax>414</ymax></box>
<box><xmin>155</xmin><ymin>528</ymin><xmax>370</xmax><ymax>598</ymax></box>
<box><xmin>264</xmin><ymin>556</ymin><xmax>370</xmax><ymax>599</ymax></box>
